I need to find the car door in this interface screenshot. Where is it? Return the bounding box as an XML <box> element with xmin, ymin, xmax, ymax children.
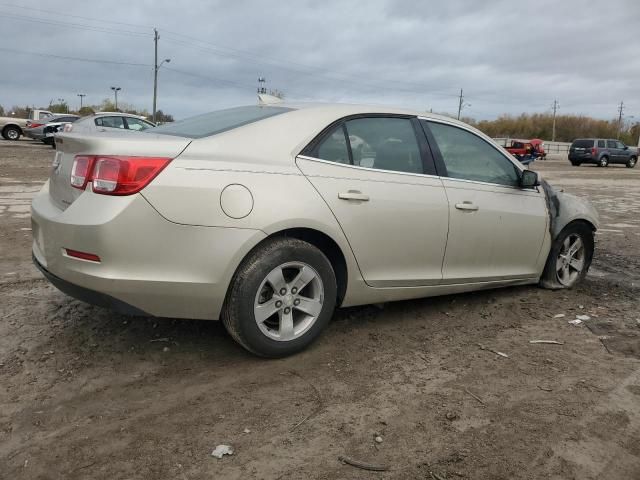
<box><xmin>421</xmin><ymin>119</ymin><xmax>548</xmax><ymax>283</ymax></box>
<box><xmin>606</xmin><ymin>140</ymin><xmax>620</xmax><ymax>162</ymax></box>
<box><xmin>296</xmin><ymin>116</ymin><xmax>449</xmax><ymax>287</ymax></box>
<box><xmin>615</xmin><ymin>140</ymin><xmax>627</xmax><ymax>163</ymax></box>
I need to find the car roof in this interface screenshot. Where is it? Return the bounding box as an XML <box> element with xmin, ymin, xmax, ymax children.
<box><xmin>180</xmin><ymin>102</ymin><xmax>504</xmax><ymax>167</ymax></box>
<box><xmin>91</xmin><ymin>111</ymin><xmax>151</xmax><ymax>120</ymax></box>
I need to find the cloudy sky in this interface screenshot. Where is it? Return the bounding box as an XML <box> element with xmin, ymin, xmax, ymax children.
<box><xmin>0</xmin><ymin>0</ymin><xmax>637</xmax><ymax>121</ymax></box>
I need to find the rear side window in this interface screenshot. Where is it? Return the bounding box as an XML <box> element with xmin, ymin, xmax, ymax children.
<box><xmin>315</xmin><ymin>126</ymin><xmax>350</xmax><ymax>164</ymax></box>
<box><xmin>571</xmin><ymin>140</ymin><xmax>594</xmax><ymax>148</ymax></box>
<box><xmin>152</xmin><ymin>106</ymin><xmax>292</xmax><ymax>139</ymax></box>
<box><xmin>597</xmin><ymin>140</ymin><xmax>605</xmax><ymax>148</ymax></box>
<box><xmin>96</xmin><ymin>116</ymin><xmax>125</xmax><ymax>129</ymax></box>
<box><xmin>344</xmin><ymin>117</ymin><xmax>422</xmax><ymax>173</ymax></box>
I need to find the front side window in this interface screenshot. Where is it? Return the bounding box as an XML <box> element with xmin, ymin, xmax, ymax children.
<box><xmin>344</xmin><ymin>117</ymin><xmax>422</xmax><ymax>173</ymax></box>
<box><xmin>126</xmin><ymin>117</ymin><xmax>154</xmax><ymax>131</ymax></box>
<box><xmin>616</xmin><ymin>141</ymin><xmax>626</xmax><ymax>149</ymax></box>
<box><xmin>426</xmin><ymin>121</ymin><xmax>520</xmax><ymax>187</ymax></box>
<box><xmin>606</xmin><ymin>140</ymin><xmax>617</xmax><ymax>149</ymax></box>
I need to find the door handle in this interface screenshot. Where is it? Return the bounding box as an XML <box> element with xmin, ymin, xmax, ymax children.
<box><xmin>338</xmin><ymin>191</ymin><xmax>369</xmax><ymax>202</ymax></box>
<box><xmin>455</xmin><ymin>201</ymin><xmax>479</xmax><ymax>211</ymax></box>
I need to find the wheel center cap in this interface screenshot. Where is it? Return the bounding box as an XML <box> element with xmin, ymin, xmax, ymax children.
<box><xmin>284</xmin><ymin>294</ymin><xmax>294</xmax><ymax>307</ymax></box>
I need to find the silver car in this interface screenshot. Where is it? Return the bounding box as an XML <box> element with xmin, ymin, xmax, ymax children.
<box><xmin>31</xmin><ymin>104</ymin><xmax>599</xmax><ymax>357</ymax></box>
<box><xmin>67</xmin><ymin>112</ymin><xmax>155</xmax><ymax>134</ymax></box>
<box><xmin>25</xmin><ymin>114</ymin><xmax>80</xmax><ymax>141</ymax></box>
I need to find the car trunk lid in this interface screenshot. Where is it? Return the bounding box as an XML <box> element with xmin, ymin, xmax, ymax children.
<box><xmin>49</xmin><ymin>131</ymin><xmax>191</xmax><ymax>210</ymax></box>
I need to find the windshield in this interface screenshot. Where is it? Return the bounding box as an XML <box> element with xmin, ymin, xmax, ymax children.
<box><xmin>151</xmin><ymin>106</ymin><xmax>293</xmax><ymax>139</ymax></box>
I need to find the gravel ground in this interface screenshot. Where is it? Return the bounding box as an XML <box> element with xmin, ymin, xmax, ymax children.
<box><xmin>1</xmin><ymin>139</ymin><xmax>639</xmax><ymax>480</ymax></box>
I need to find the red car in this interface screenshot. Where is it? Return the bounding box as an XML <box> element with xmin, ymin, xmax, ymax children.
<box><xmin>504</xmin><ymin>138</ymin><xmax>546</xmax><ymax>164</ymax></box>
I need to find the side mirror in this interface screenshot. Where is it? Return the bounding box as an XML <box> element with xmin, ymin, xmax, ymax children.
<box><xmin>623</xmin><ymin>145</ymin><xmax>629</xmax><ymax>150</ymax></box>
<box><xmin>520</xmin><ymin>170</ymin><xmax>539</xmax><ymax>188</ymax></box>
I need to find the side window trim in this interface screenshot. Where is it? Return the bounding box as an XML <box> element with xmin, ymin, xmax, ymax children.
<box><xmin>300</xmin><ymin>113</ymin><xmax>439</xmax><ymax>177</ymax></box>
<box><xmin>341</xmin><ymin>123</ymin><xmax>354</xmax><ymax>165</ymax></box>
<box><xmin>420</xmin><ymin>117</ymin><xmax>525</xmax><ymax>188</ymax></box>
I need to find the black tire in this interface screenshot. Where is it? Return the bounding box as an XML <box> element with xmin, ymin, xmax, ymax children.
<box><xmin>2</xmin><ymin>125</ymin><xmax>21</xmax><ymax>141</ymax></box>
<box><xmin>222</xmin><ymin>237</ymin><xmax>337</xmax><ymax>357</ymax></box>
<box><xmin>570</xmin><ymin>160</ymin><xmax>581</xmax><ymax>166</ymax></box>
<box><xmin>626</xmin><ymin>156</ymin><xmax>637</xmax><ymax>168</ymax></box>
<box><xmin>598</xmin><ymin>156</ymin><xmax>609</xmax><ymax>167</ymax></box>
<box><xmin>540</xmin><ymin>222</ymin><xmax>594</xmax><ymax>290</ymax></box>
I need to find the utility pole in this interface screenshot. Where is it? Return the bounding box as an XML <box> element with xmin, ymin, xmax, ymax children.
<box><xmin>111</xmin><ymin>86</ymin><xmax>121</xmax><ymax>110</ymax></box>
<box><xmin>457</xmin><ymin>88</ymin><xmax>464</xmax><ymax>120</ymax></box>
<box><xmin>77</xmin><ymin>93</ymin><xmax>86</xmax><ymax>111</ymax></box>
<box><xmin>153</xmin><ymin>28</ymin><xmax>159</xmax><ymax>123</ymax></box>
<box><xmin>551</xmin><ymin>99</ymin><xmax>559</xmax><ymax>142</ymax></box>
<box><xmin>617</xmin><ymin>100</ymin><xmax>624</xmax><ymax>139</ymax></box>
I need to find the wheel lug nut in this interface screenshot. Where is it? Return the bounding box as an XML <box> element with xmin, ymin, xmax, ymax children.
<box><xmin>284</xmin><ymin>307</ymin><xmax>291</xmax><ymax>314</ymax></box>
<box><xmin>294</xmin><ymin>299</ymin><xmax>300</xmax><ymax>306</ymax></box>
<box><xmin>291</xmin><ymin>287</ymin><xmax>298</xmax><ymax>294</ymax></box>
<box><xmin>275</xmin><ymin>300</ymin><xmax>282</xmax><ymax>308</ymax></box>
<box><xmin>280</xmin><ymin>288</ymin><xmax>287</xmax><ymax>295</ymax></box>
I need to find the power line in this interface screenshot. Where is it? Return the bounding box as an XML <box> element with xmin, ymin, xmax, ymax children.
<box><xmin>0</xmin><ymin>13</ymin><xmax>152</xmax><ymax>37</ymax></box>
<box><xmin>162</xmin><ymin>66</ymin><xmax>257</xmax><ymax>90</ymax></box>
<box><xmin>0</xmin><ymin>2</ymin><xmax>152</xmax><ymax>29</ymax></box>
<box><xmin>162</xmin><ymin>32</ymin><xmax>460</xmax><ymax>98</ymax></box>
<box><xmin>0</xmin><ymin>47</ymin><xmax>152</xmax><ymax>67</ymax></box>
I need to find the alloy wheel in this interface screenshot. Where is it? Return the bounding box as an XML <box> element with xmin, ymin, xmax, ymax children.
<box><xmin>254</xmin><ymin>262</ymin><xmax>324</xmax><ymax>341</ymax></box>
<box><xmin>555</xmin><ymin>234</ymin><xmax>585</xmax><ymax>286</ymax></box>
<box><xmin>6</xmin><ymin>129</ymin><xmax>19</xmax><ymax>140</ymax></box>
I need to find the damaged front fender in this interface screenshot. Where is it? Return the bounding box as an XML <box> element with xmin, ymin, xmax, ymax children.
<box><xmin>540</xmin><ymin>180</ymin><xmax>599</xmax><ymax>238</ymax></box>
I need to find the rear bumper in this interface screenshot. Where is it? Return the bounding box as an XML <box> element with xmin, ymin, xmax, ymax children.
<box><xmin>24</xmin><ymin>130</ymin><xmax>45</xmax><ymax>140</ymax></box>
<box><xmin>31</xmin><ymin>182</ymin><xmax>266</xmax><ymax>319</ymax></box>
<box><xmin>33</xmin><ymin>254</ymin><xmax>149</xmax><ymax>316</ymax></box>
<box><xmin>568</xmin><ymin>154</ymin><xmax>595</xmax><ymax>162</ymax></box>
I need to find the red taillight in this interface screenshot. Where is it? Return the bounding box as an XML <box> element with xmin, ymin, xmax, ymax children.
<box><xmin>591</xmin><ymin>147</ymin><xmax>597</xmax><ymax>155</ymax></box>
<box><xmin>70</xmin><ymin>155</ymin><xmax>94</xmax><ymax>189</ymax></box>
<box><xmin>28</xmin><ymin>122</ymin><xmax>44</xmax><ymax>128</ymax></box>
<box><xmin>64</xmin><ymin>248</ymin><xmax>101</xmax><ymax>262</ymax></box>
<box><xmin>69</xmin><ymin>155</ymin><xmax>171</xmax><ymax>195</ymax></box>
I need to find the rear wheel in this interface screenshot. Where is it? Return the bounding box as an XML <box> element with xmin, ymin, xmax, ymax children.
<box><xmin>627</xmin><ymin>156</ymin><xmax>637</xmax><ymax>168</ymax></box>
<box><xmin>2</xmin><ymin>126</ymin><xmax>21</xmax><ymax>141</ymax></box>
<box><xmin>222</xmin><ymin>237</ymin><xmax>337</xmax><ymax>357</ymax></box>
<box><xmin>540</xmin><ymin>222</ymin><xmax>594</xmax><ymax>289</ymax></box>
<box><xmin>570</xmin><ymin>160</ymin><xmax>581</xmax><ymax>166</ymax></box>
<box><xmin>598</xmin><ymin>156</ymin><xmax>609</xmax><ymax>167</ymax></box>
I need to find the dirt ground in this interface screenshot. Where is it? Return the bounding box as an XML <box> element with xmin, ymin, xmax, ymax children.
<box><xmin>1</xmin><ymin>139</ymin><xmax>639</xmax><ymax>480</ymax></box>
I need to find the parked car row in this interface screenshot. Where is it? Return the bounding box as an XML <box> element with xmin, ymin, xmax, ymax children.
<box><xmin>568</xmin><ymin>138</ymin><xmax>637</xmax><ymax>168</ymax></box>
<box><xmin>4</xmin><ymin>112</ymin><xmax>156</xmax><ymax>148</ymax></box>
<box><xmin>0</xmin><ymin>109</ymin><xmax>54</xmax><ymax>140</ymax></box>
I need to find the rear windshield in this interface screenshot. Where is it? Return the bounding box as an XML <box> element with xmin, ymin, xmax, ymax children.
<box><xmin>152</xmin><ymin>106</ymin><xmax>293</xmax><ymax>139</ymax></box>
<box><xmin>571</xmin><ymin>139</ymin><xmax>594</xmax><ymax>148</ymax></box>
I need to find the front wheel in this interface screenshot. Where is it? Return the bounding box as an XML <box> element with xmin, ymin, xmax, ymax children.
<box><xmin>627</xmin><ymin>156</ymin><xmax>637</xmax><ymax>168</ymax></box>
<box><xmin>222</xmin><ymin>237</ymin><xmax>337</xmax><ymax>357</ymax></box>
<box><xmin>540</xmin><ymin>222</ymin><xmax>594</xmax><ymax>289</ymax></box>
<box><xmin>570</xmin><ymin>160</ymin><xmax>581</xmax><ymax>166</ymax></box>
